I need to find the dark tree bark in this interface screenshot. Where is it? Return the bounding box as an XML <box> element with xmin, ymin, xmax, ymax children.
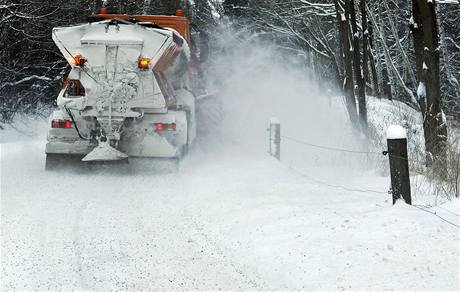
<box><xmin>348</xmin><ymin>0</ymin><xmax>367</xmax><ymax>131</ymax></box>
<box><xmin>335</xmin><ymin>0</ymin><xmax>358</xmax><ymax>126</ymax></box>
<box><xmin>334</xmin><ymin>1</ymin><xmax>344</xmax><ymax>84</ymax></box>
<box><xmin>376</xmin><ymin>2</ymin><xmax>392</xmax><ymax>100</ymax></box>
<box><xmin>360</xmin><ymin>0</ymin><xmax>369</xmax><ymax>91</ymax></box>
<box><xmin>367</xmin><ymin>14</ymin><xmax>380</xmax><ymax>98</ymax></box>
<box><xmin>412</xmin><ymin>0</ymin><xmax>448</xmax><ymax>167</ymax></box>
<box><xmin>410</xmin><ymin>1</ymin><xmax>426</xmax><ymax>113</ymax></box>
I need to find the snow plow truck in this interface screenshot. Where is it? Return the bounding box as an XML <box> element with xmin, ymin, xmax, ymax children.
<box><xmin>45</xmin><ymin>8</ymin><xmax>207</xmax><ymax>169</ymax></box>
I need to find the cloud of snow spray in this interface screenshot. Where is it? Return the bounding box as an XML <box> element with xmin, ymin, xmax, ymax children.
<box><xmin>199</xmin><ymin>25</ymin><xmax>374</xmax><ymax>172</ymax></box>
<box><xmin>0</xmin><ymin>25</ymin><xmax>379</xmax><ymax>176</ymax></box>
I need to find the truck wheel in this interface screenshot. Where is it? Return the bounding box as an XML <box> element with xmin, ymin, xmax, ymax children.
<box><xmin>196</xmin><ymin>94</ymin><xmax>223</xmax><ymax>141</ymax></box>
<box><xmin>180</xmin><ymin>144</ymin><xmax>189</xmax><ymax>158</ymax></box>
<box><xmin>127</xmin><ymin>157</ymin><xmax>180</xmax><ymax>173</ymax></box>
<box><xmin>45</xmin><ymin>154</ymin><xmax>61</xmax><ymax>171</ymax></box>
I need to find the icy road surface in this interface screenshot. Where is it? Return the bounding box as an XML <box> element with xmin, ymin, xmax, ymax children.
<box><xmin>1</xmin><ymin>126</ymin><xmax>459</xmax><ymax>291</ymax></box>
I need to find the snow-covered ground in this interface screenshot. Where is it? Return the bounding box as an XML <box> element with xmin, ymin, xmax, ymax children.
<box><xmin>2</xmin><ymin>37</ymin><xmax>459</xmax><ymax>290</ymax></box>
<box><xmin>1</xmin><ymin>113</ymin><xmax>459</xmax><ymax>290</ymax></box>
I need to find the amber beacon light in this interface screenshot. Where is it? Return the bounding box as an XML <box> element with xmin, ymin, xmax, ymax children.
<box><xmin>67</xmin><ymin>53</ymin><xmax>87</xmax><ymax>66</ymax></box>
<box><xmin>138</xmin><ymin>57</ymin><xmax>150</xmax><ymax>69</ymax></box>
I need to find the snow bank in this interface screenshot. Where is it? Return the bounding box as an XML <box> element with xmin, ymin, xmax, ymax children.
<box><xmin>367</xmin><ymin>97</ymin><xmax>425</xmax><ymax>174</ymax></box>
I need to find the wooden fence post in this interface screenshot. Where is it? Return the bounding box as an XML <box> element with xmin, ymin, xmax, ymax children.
<box><xmin>269</xmin><ymin>118</ymin><xmax>280</xmax><ymax>160</ymax></box>
<box><xmin>386</xmin><ymin>125</ymin><xmax>411</xmax><ymax>205</ymax></box>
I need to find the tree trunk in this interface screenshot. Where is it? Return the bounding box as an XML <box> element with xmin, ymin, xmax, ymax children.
<box><xmin>348</xmin><ymin>0</ymin><xmax>367</xmax><ymax>132</ymax></box>
<box><xmin>411</xmin><ymin>0</ymin><xmax>425</xmax><ymax>113</ymax></box>
<box><xmin>377</xmin><ymin>3</ymin><xmax>393</xmax><ymax>100</ymax></box>
<box><xmin>359</xmin><ymin>0</ymin><xmax>369</xmax><ymax>131</ymax></box>
<box><xmin>412</xmin><ymin>0</ymin><xmax>448</xmax><ymax>167</ymax></box>
<box><xmin>367</xmin><ymin>12</ymin><xmax>380</xmax><ymax>98</ymax></box>
<box><xmin>335</xmin><ymin>0</ymin><xmax>358</xmax><ymax>126</ymax></box>
<box><xmin>334</xmin><ymin>0</ymin><xmax>344</xmax><ymax>83</ymax></box>
<box><xmin>360</xmin><ymin>0</ymin><xmax>369</xmax><ymax>92</ymax></box>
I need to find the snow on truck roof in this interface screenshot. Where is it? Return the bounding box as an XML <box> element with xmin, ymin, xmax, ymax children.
<box><xmin>80</xmin><ymin>29</ymin><xmax>144</xmax><ymax>45</ymax></box>
<box><xmin>52</xmin><ymin>21</ymin><xmax>176</xmax><ymax>63</ymax></box>
<box><xmin>80</xmin><ymin>21</ymin><xmax>174</xmax><ymax>45</ymax></box>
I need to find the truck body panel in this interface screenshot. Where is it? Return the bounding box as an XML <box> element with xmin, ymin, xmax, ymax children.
<box><xmin>46</xmin><ymin>13</ymin><xmax>199</xmax><ymax>165</ymax></box>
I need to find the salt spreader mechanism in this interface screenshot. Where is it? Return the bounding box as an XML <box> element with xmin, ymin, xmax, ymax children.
<box><xmin>45</xmin><ymin>7</ymin><xmax>208</xmax><ymax>168</ymax></box>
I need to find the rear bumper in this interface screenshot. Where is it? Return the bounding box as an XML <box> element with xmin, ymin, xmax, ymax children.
<box><xmin>46</xmin><ymin>110</ymin><xmax>187</xmax><ymax>159</ymax></box>
<box><xmin>46</xmin><ymin>140</ymin><xmax>94</xmax><ymax>155</ymax></box>
<box><xmin>46</xmin><ymin>136</ymin><xmax>181</xmax><ymax>158</ymax></box>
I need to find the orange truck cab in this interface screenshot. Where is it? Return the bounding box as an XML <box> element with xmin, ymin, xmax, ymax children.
<box><xmin>88</xmin><ymin>9</ymin><xmax>192</xmax><ymax>44</ymax></box>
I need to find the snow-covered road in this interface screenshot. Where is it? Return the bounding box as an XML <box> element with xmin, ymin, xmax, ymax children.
<box><xmin>2</xmin><ymin>41</ymin><xmax>459</xmax><ymax>290</ymax></box>
<box><xmin>1</xmin><ymin>125</ymin><xmax>459</xmax><ymax>290</ymax></box>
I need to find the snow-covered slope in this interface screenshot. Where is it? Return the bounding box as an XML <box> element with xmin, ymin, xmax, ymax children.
<box><xmin>368</xmin><ymin>97</ymin><xmax>425</xmax><ymax>165</ymax></box>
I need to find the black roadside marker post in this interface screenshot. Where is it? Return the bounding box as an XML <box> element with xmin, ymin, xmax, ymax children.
<box><xmin>386</xmin><ymin>125</ymin><xmax>411</xmax><ymax>205</ymax></box>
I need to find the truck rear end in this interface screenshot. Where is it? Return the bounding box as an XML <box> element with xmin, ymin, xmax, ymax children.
<box><xmin>46</xmin><ymin>13</ymin><xmax>198</xmax><ymax>168</ymax></box>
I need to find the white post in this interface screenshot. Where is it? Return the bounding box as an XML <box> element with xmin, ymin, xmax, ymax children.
<box><xmin>269</xmin><ymin>117</ymin><xmax>280</xmax><ymax>160</ymax></box>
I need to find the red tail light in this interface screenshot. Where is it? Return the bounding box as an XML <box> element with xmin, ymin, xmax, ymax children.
<box><xmin>155</xmin><ymin>123</ymin><xmax>176</xmax><ymax>132</ymax></box>
<box><xmin>155</xmin><ymin>123</ymin><xmax>164</xmax><ymax>131</ymax></box>
<box><xmin>51</xmin><ymin>119</ymin><xmax>72</xmax><ymax>128</ymax></box>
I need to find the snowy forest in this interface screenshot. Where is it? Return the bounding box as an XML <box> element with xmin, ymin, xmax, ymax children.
<box><xmin>2</xmin><ymin>1</ymin><xmax>459</xmax><ymax>116</ymax></box>
<box><xmin>2</xmin><ymin>0</ymin><xmax>460</xmax><ymax>159</ymax></box>
<box><xmin>1</xmin><ymin>0</ymin><xmax>460</xmax><ymax>186</ymax></box>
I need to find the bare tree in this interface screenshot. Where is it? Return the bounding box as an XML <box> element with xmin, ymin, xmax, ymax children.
<box><xmin>412</xmin><ymin>0</ymin><xmax>448</xmax><ymax>166</ymax></box>
<box><xmin>348</xmin><ymin>0</ymin><xmax>367</xmax><ymax>131</ymax></box>
<box><xmin>335</xmin><ymin>0</ymin><xmax>358</xmax><ymax>126</ymax></box>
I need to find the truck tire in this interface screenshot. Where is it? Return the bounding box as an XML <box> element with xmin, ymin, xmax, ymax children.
<box><xmin>45</xmin><ymin>154</ymin><xmax>83</xmax><ymax>171</ymax></box>
<box><xmin>195</xmin><ymin>94</ymin><xmax>223</xmax><ymax>141</ymax></box>
<box><xmin>127</xmin><ymin>157</ymin><xmax>180</xmax><ymax>173</ymax></box>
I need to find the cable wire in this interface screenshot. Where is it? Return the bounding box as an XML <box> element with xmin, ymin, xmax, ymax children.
<box><xmin>281</xmin><ymin>135</ymin><xmax>383</xmax><ymax>155</ymax></box>
<box><xmin>411</xmin><ymin>204</ymin><xmax>460</xmax><ymax>229</ymax></box>
<box><xmin>286</xmin><ymin>163</ymin><xmax>389</xmax><ymax>195</ymax></box>
<box><xmin>287</xmin><ymin>161</ymin><xmax>459</xmax><ymax>229</ymax></box>
<box><xmin>275</xmin><ymin>134</ymin><xmax>458</xmax><ymax>229</ymax></box>
<box><xmin>280</xmin><ymin>134</ymin><xmax>414</xmax><ymax>162</ymax></box>
<box><xmin>64</xmin><ymin>106</ymin><xmax>89</xmax><ymax>141</ymax></box>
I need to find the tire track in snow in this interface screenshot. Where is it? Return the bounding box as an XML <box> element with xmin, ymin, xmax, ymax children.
<box><xmin>180</xmin><ymin>206</ymin><xmax>268</xmax><ymax>290</ymax></box>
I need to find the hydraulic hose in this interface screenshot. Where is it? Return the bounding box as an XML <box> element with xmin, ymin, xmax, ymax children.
<box><xmin>64</xmin><ymin>105</ymin><xmax>89</xmax><ymax>141</ymax></box>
